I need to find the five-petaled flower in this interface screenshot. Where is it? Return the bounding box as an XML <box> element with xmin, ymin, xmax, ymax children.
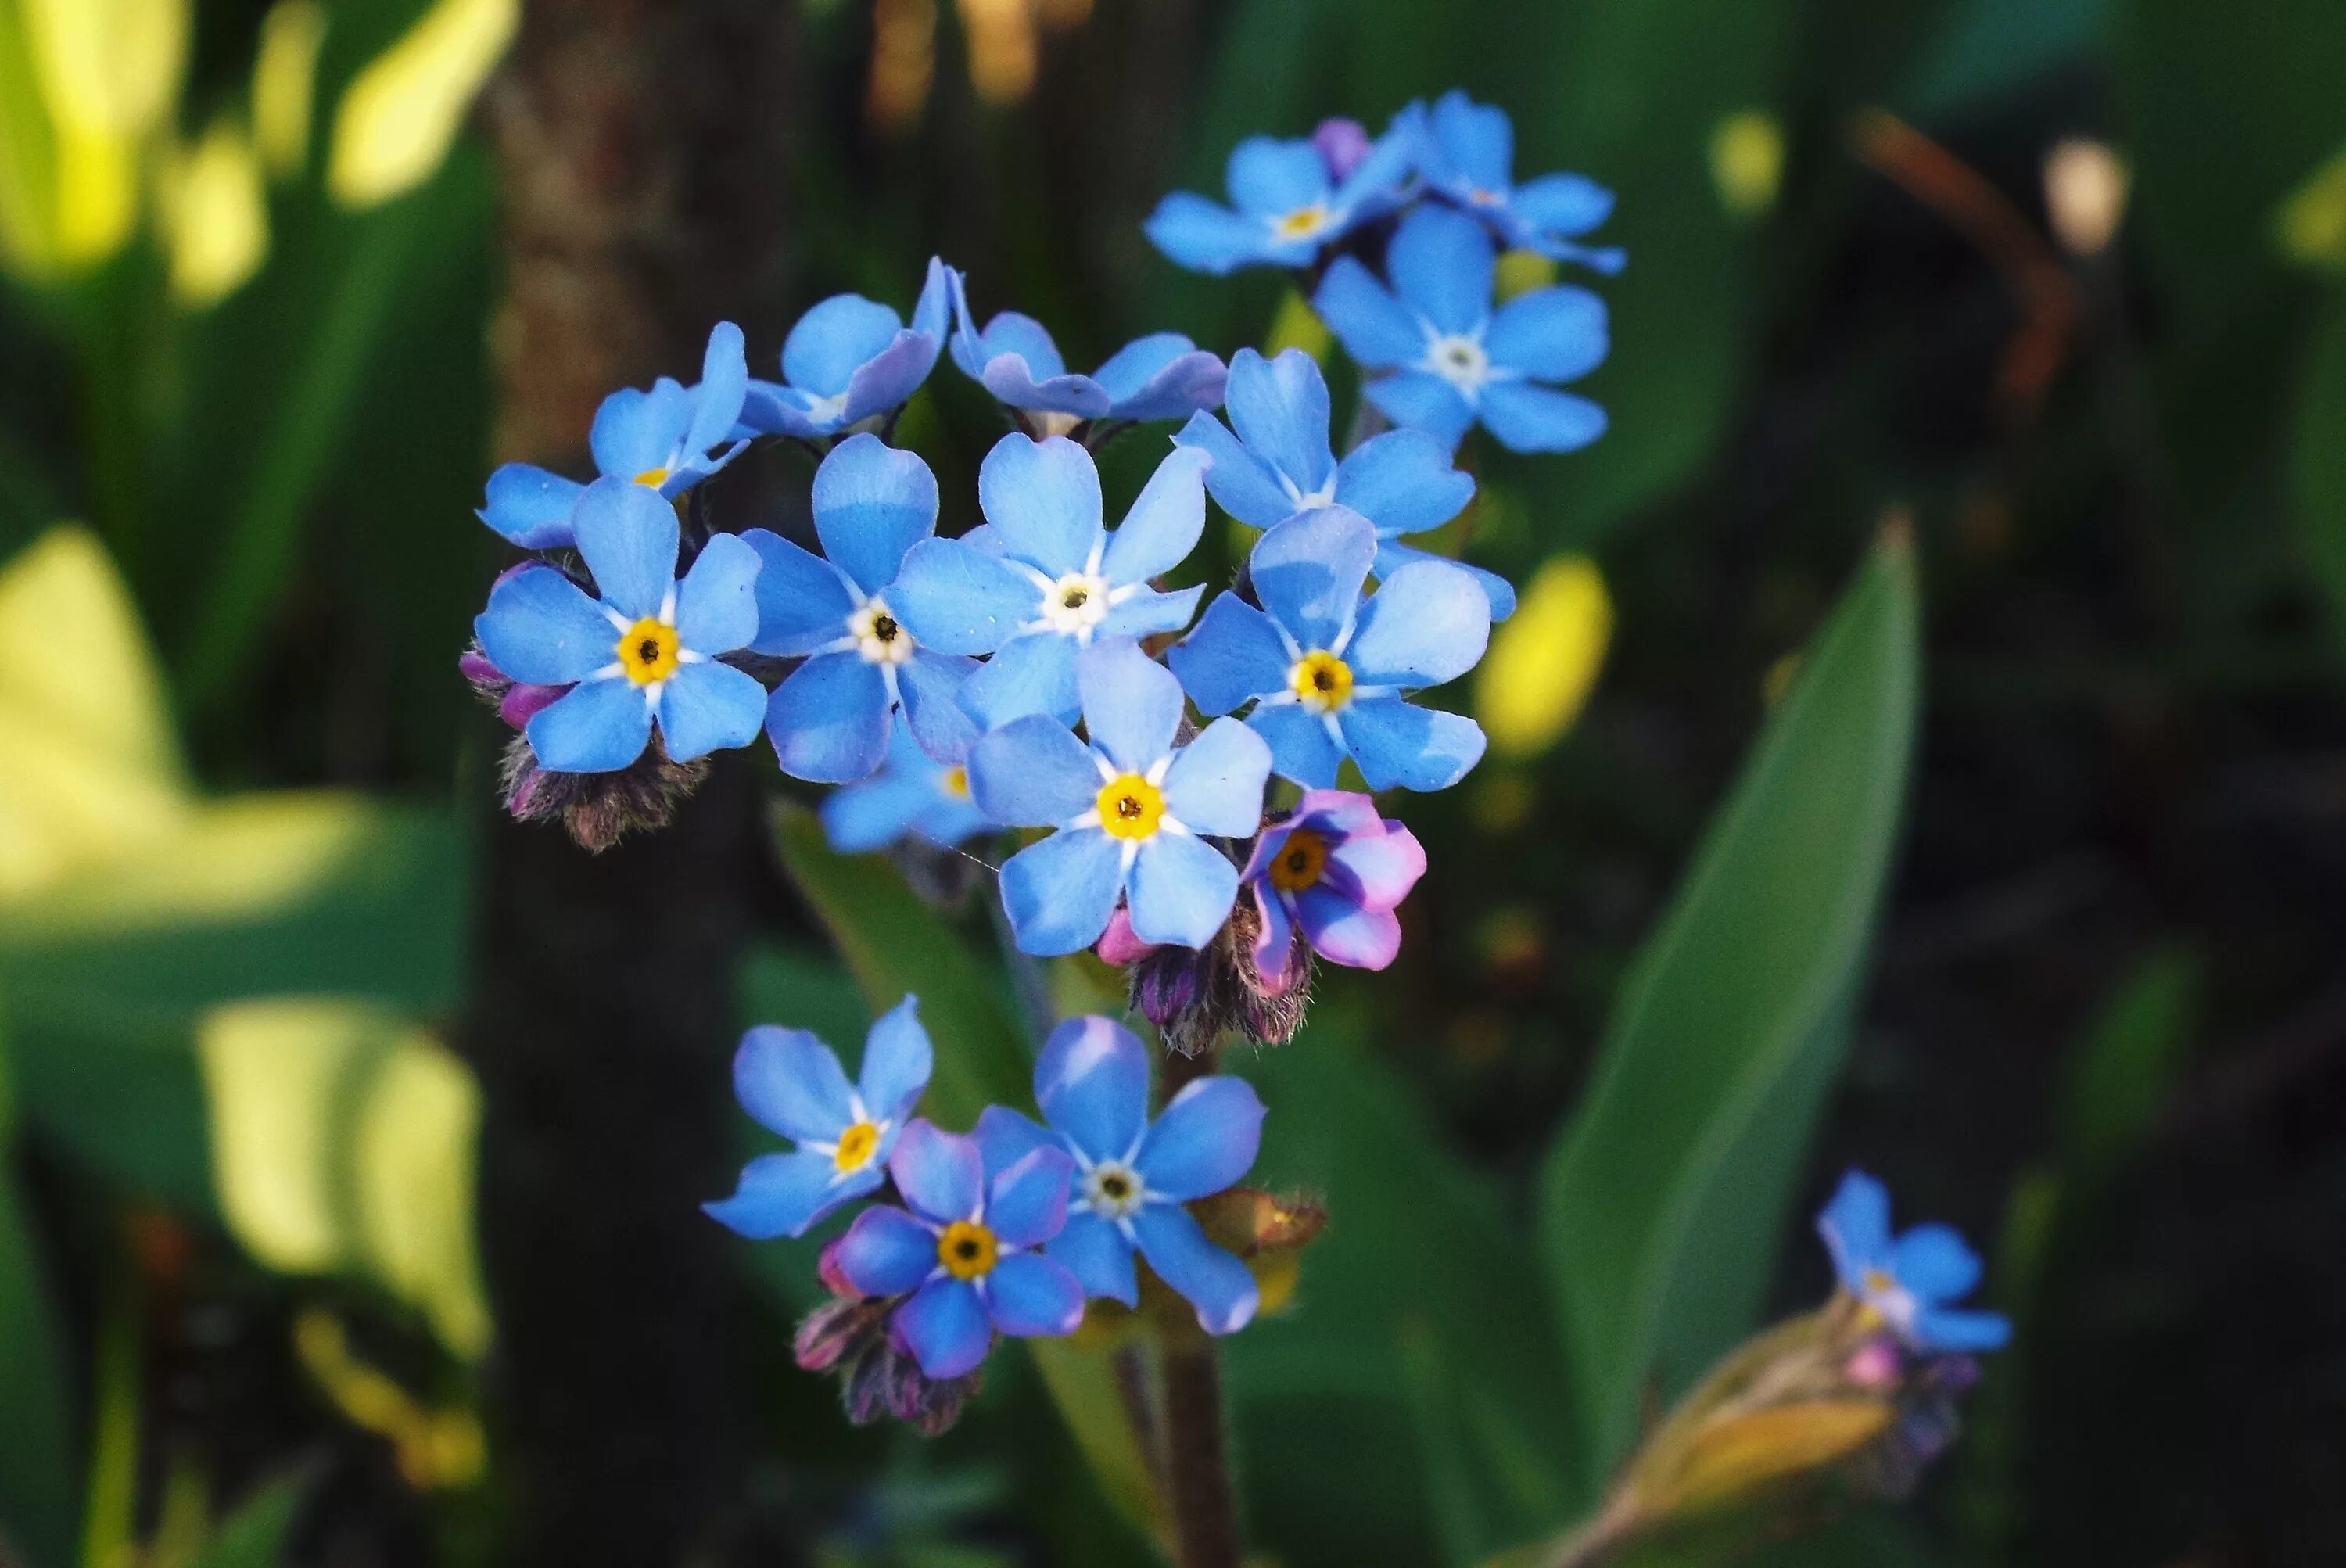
<box><xmin>737</xmin><ymin>259</ymin><xmax>952</xmax><ymax>440</ymax></box>
<box><xmin>819</xmin><ymin>716</ymin><xmax>990</xmax><ymax>854</ymax></box>
<box><xmin>1817</xmin><ymin>1169</ymin><xmax>2011</xmax><ymax>1355</ymax></box>
<box><xmin>479</xmin><ymin>322</ymin><xmax>752</xmax><ymax>549</ymax></box>
<box><xmin>1415</xmin><ymin>89</ymin><xmax>1624</xmax><ymax>274</ymax></box>
<box><xmin>1240</xmin><ymin>791</ymin><xmax>1426</xmax><ymax>992</ymax></box>
<box><xmin>743</xmin><ymin>434</ymin><xmax>980</xmax><ymax>782</ymax></box>
<box><xmin>970</xmin><ymin>638</ymin><xmax>1272</xmax><ymax>956</ymax></box>
<box><xmin>832</xmin><ymin>1119</ymin><xmax>1087</xmax><ymax>1380</ymax></box>
<box><xmin>948</xmin><ymin>269</ymin><xmax>1226</xmax><ymax>433</ymax></box>
<box><xmin>888</xmin><ymin>435</ymin><xmax>1211</xmax><ymax>730</ymax></box>
<box><xmin>705</xmin><ymin>996</ymin><xmax>934</xmax><ymax>1240</ymax></box>
<box><xmin>976</xmin><ymin>1016</ymin><xmax>1265</xmax><ymax>1333</ymax></box>
<box><xmin>473</xmin><ymin>479</ymin><xmax>766</xmax><ymax>772</ymax></box>
<box><xmin>1315</xmin><ymin>205</ymin><xmax>1609</xmax><ymax>454</ymax></box>
<box><xmin>1143</xmin><ymin>108</ymin><xmax>1420</xmax><ymax>277</ymax></box>
<box><xmin>1170</xmin><ymin>507</ymin><xmax>1489</xmax><ymax>792</ymax></box>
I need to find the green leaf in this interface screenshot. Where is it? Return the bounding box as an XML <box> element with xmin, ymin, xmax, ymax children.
<box><xmin>2057</xmin><ymin>945</ymin><xmax>2199</xmax><ymax>1193</ymax></box>
<box><xmin>188</xmin><ymin>1477</ymin><xmax>306</xmax><ymax>1568</ymax></box>
<box><xmin>1537</xmin><ymin>527</ymin><xmax>1921</xmax><ymax>1473</ymax></box>
<box><xmin>2290</xmin><ymin>289</ymin><xmax>2346</xmax><ymax>659</ymax></box>
<box><xmin>0</xmin><ymin>1043</ymin><xmax>77</xmax><ymax>1568</ymax></box>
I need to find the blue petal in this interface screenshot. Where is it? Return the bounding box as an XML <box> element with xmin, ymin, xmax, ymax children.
<box><xmin>1174</xmin><ymin>409</ymin><xmax>1294</xmax><ymax>528</ymax></box>
<box><xmin>1250</xmin><ymin>505</ymin><xmax>1377</xmax><ymax>651</ymax></box>
<box><xmin>655</xmin><ymin>659</ymin><xmax>766</xmax><ymax>762</ymax></box>
<box><xmin>888</xmin><ymin>536</ymin><xmax>1036</xmax><ymax>655</ymax></box>
<box><xmin>684</xmin><ymin>321</ymin><xmax>751</xmax><ymax>455</ymax></box>
<box><xmin>1099</xmin><ymin>584</ymin><xmax>1204</xmax><ymax>641</ymax></box>
<box><xmin>589</xmin><ymin>383</ymin><xmax>686</xmax><ymax>480</ymax></box>
<box><xmin>1333</xmin><ymin>105</ymin><xmax>1423</xmax><ymax>212</ymax></box>
<box><xmin>896</xmin><ymin>1277</ymin><xmax>992</xmax><ymax>1378</ymax></box>
<box><xmin>1524</xmin><ymin>231</ymin><xmax>1629</xmax><ymax>275</ymax></box>
<box><xmin>974</xmin><ymin>1105</ymin><xmax>1056</xmax><ymax>1175</ymax></box>
<box><xmin>1225</xmin><ymin>136</ymin><xmax>1331</xmax><ymax>217</ymax></box>
<box><xmin>810</xmin><ymin>433</ymin><xmax>939</xmax><ymax>597</ymax></box>
<box><xmin>1128</xmin><ymin>832</ymin><xmax>1240</xmax><ymax>949</ymax></box>
<box><xmin>1249</xmin><ymin>703</ymin><xmax>1345</xmax><ymax>788</ymax></box>
<box><xmin>1034</xmin><ymin>1015</ymin><xmax>1150</xmax><ymax>1164</ymax></box>
<box><xmin>1096</xmin><ymin>335</ymin><xmax>1227</xmax><ymax>423</ymax></box>
<box><xmin>911</xmin><ymin>256</ymin><xmax>951</xmax><ymax>342</ymax></box>
<box><xmin>732</xmin><ymin>1025</ymin><xmax>855</xmax><ymax>1143</ymax></box>
<box><xmin>986</xmin><ymin>1145</ymin><xmax>1075</xmax><ymax>1249</ymax></box>
<box><xmin>857</xmin><ymin>995</ymin><xmax>933</xmax><ymax>1124</ymax></box>
<box><xmin>835</xmin><ymin>1204</ymin><xmax>941</xmax><ymax>1298</ymax></box>
<box><xmin>783</xmin><ymin>294</ymin><xmax>905</xmax><ymax>396</ymax></box>
<box><xmin>1335</xmin><ymin>429</ymin><xmax>1475</xmax><ymax>535</ymax></box>
<box><xmin>1102</xmin><ymin>446</ymin><xmax>1210</xmax><ymax>586</ymax></box>
<box><xmin>1346</xmin><ymin>560</ymin><xmax>1490</xmax><ymax>689</ymax></box>
<box><xmin>959</xmin><ymin>630</ymin><xmax>1081</xmax><ymax>730</ymax></box>
<box><xmin>998</xmin><ymin>829</ymin><xmax>1125</xmax><ymax>956</ymax></box>
<box><xmin>766</xmin><ymin>653</ymin><xmax>891</xmax><ymax>784</ymax></box>
<box><xmin>1487</xmin><ymin>285</ymin><xmax>1609</xmax><ymax>383</ymax></box>
<box><xmin>526</xmin><ymin>678</ymin><xmax>651</xmax><ymax>773</ymax></box>
<box><xmin>1512</xmin><ymin>170</ymin><xmax>1615</xmax><ymax>238</ymax></box>
<box><xmin>1386</xmin><ymin>205</ymin><xmax>1494</xmax><ymax>336</ymax></box>
<box><xmin>479</xmin><ymin>465</ymin><xmax>584</xmax><ymax>549</ymax></box>
<box><xmin>1077</xmin><ymin>638</ymin><xmax>1184</xmax><ymax>774</ymax></box>
<box><xmin>1168</xmin><ymin>593</ymin><xmax>1288</xmax><ymax>715</ymax></box>
<box><xmin>1477</xmin><ymin>382</ymin><xmax>1608</xmax><ymax>454</ymax></box>
<box><xmin>970</xmin><ymin>713</ymin><xmax>1099</xmax><ymax>827</ymax></box>
<box><xmin>839</xmin><ymin>328</ymin><xmax>942</xmax><ymax>426</ymax></box>
<box><xmin>1376</xmin><ymin>537</ymin><xmax>1517</xmax><ymax>620</ymax></box>
<box><xmin>674</xmin><ymin>532</ymin><xmax>762</xmax><ymax>654</ymax></box>
<box><xmin>984</xmin><ymin>1251</ymin><xmax>1085</xmax><ymax>1338</ymax></box>
<box><xmin>978</xmin><ymin>434</ymin><xmax>1103</xmax><ymax>577</ymax></box>
<box><xmin>1143</xmin><ymin>192</ymin><xmax>1275</xmax><ymax>276</ymax></box>
<box><xmin>1225</xmin><ymin>349</ymin><xmax>1335</xmax><ymax>501</ymax></box>
<box><xmin>1092</xmin><ymin>336</ymin><xmax>1200</xmax><ymax>402</ymax></box>
<box><xmin>820</xmin><ymin>767</ymin><xmax>931</xmax><ymax>852</ymax></box>
<box><xmin>1049</xmin><ymin>1211</ymin><xmax>1139</xmax><ymax>1306</ymax></box>
<box><xmin>1162</xmin><ymin>718</ymin><xmax>1271</xmax><ymax>835</ymax></box>
<box><xmin>1365</xmin><ymin>371</ymin><xmax>1476</xmax><ymax>450</ymax></box>
<box><xmin>736</xmin><ymin>381</ymin><xmax>843</xmax><ymax>439</ymax></box>
<box><xmin>981</xmin><ymin>358</ymin><xmax>1112</xmax><ymax>418</ymax></box>
<box><xmin>1424</xmin><ymin>89</ymin><xmax>1515</xmax><ymax>196</ymax></box>
<box><xmin>1912</xmin><ymin>1305</ymin><xmax>2011</xmax><ymax>1354</ymax></box>
<box><xmin>1892</xmin><ymin>1223</ymin><xmax>1985</xmax><ymax>1304</ymax></box>
<box><xmin>741</xmin><ymin>529</ymin><xmax>856</xmax><ymax>656</ymax></box>
<box><xmin>1817</xmin><ymin>1169</ymin><xmax>1894</xmax><ymax>1286</ymax></box>
<box><xmin>1135</xmin><ymin>1075</ymin><xmax>1264</xmax><ymax>1200</ymax></box>
<box><xmin>573</xmin><ymin>477</ymin><xmax>680</xmax><ymax>621</ymax></box>
<box><xmin>1312</xmin><ymin>258</ymin><xmax>1422</xmax><ymax>371</ymax></box>
<box><xmin>704</xmin><ymin>1150</ymin><xmax>874</xmax><ymax>1240</ymax></box>
<box><xmin>1337</xmin><ymin>698</ymin><xmax>1486</xmax><ymax>791</ymax></box>
<box><xmin>1131</xmin><ymin>1204</ymin><xmax>1258</xmax><ymax>1335</ymax></box>
<box><xmin>889</xmin><ymin>1118</ymin><xmax>985</xmax><ymax>1225</ymax></box>
<box><xmin>973</xmin><ymin>311</ymin><xmax>1068</xmax><ymax>380</ymax></box>
<box><xmin>897</xmin><ymin>648</ymin><xmax>980</xmax><ymax>763</ymax></box>
<box><xmin>475</xmin><ymin>565</ymin><xmax>615</xmax><ymax>685</ymax></box>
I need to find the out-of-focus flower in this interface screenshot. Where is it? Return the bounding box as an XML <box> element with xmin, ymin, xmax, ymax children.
<box><xmin>947</xmin><ymin>269</ymin><xmax>1225</xmax><ymax>432</ymax></box>
<box><xmin>741</xmin><ymin>434</ymin><xmax>978</xmax><ymax>783</ymax></box>
<box><xmin>704</xmin><ymin>997</ymin><xmax>934</xmax><ymax>1240</ymax></box>
<box><xmin>831</xmin><ymin>1120</ymin><xmax>1085</xmax><ymax>1379</ymax></box>
<box><xmin>819</xmin><ymin>716</ymin><xmax>988</xmax><ymax>854</ymax></box>
<box><xmin>974</xmin><ymin>1016</ymin><xmax>1265</xmax><ymax>1333</ymax></box>
<box><xmin>478</xmin><ymin>323</ymin><xmax>751</xmax><ymax>548</ymax></box>
<box><xmin>1239</xmin><ymin>791</ymin><xmax>1425</xmax><ymax>992</ymax></box>
<box><xmin>1143</xmin><ymin>108</ymin><xmax>1420</xmax><ymax>276</ymax></box>
<box><xmin>2043</xmin><ymin>138</ymin><xmax>2128</xmax><ymax>258</ymax></box>
<box><xmin>1415</xmin><ymin>89</ymin><xmax>1624</xmax><ymax>272</ymax></box>
<box><xmin>970</xmin><ymin>639</ymin><xmax>1272</xmax><ymax>956</ymax></box>
<box><xmin>738</xmin><ymin>260</ymin><xmax>952</xmax><ymax>440</ymax></box>
<box><xmin>1315</xmin><ymin>206</ymin><xmax>1609</xmax><ymax>455</ymax></box>
<box><xmin>472</xmin><ymin>479</ymin><xmax>766</xmax><ymax>772</ymax></box>
<box><xmin>326</xmin><ymin>0</ymin><xmax>516</xmax><ymax>210</ymax></box>
<box><xmin>1817</xmin><ymin>1168</ymin><xmax>2011</xmax><ymax>1354</ymax></box>
<box><xmin>888</xmin><ymin>436</ymin><xmax>1209</xmax><ymax>728</ymax></box>
<box><xmin>1476</xmin><ymin>553</ymin><xmax>1611</xmax><ymax>758</ymax></box>
<box><xmin>1170</xmin><ymin>507</ymin><xmax>1490</xmax><ymax>792</ymax></box>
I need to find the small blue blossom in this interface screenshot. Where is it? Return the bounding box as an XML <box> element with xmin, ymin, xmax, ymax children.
<box><xmin>1172</xmin><ymin>347</ymin><xmax>1512</xmax><ymax>618</ymax></box>
<box><xmin>976</xmin><ymin>1016</ymin><xmax>1265</xmax><ymax>1334</ymax></box>
<box><xmin>888</xmin><ymin>435</ymin><xmax>1210</xmax><ymax>730</ymax></box>
<box><xmin>741</xmin><ymin>434</ymin><xmax>981</xmax><ymax>784</ymax></box>
<box><xmin>1239</xmin><ymin>790</ymin><xmax>1426</xmax><ymax>991</ymax></box>
<box><xmin>819</xmin><ymin>716</ymin><xmax>989</xmax><ymax>855</ymax></box>
<box><xmin>970</xmin><ymin>638</ymin><xmax>1272</xmax><ymax>956</ymax></box>
<box><xmin>473</xmin><ymin>479</ymin><xmax>766</xmax><ymax>772</ymax></box>
<box><xmin>1817</xmin><ymin>1169</ymin><xmax>2012</xmax><ymax>1355</ymax></box>
<box><xmin>1416</xmin><ymin>89</ymin><xmax>1624</xmax><ymax>274</ymax></box>
<box><xmin>479</xmin><ymin>322</ymin><xmax>751</xmax><ymax>549</ymax></box>
<box><xmin>832</xmin><ymin>1119</ymin><xmax>1086</xmax><ymax>1379</ymax></box>
<box><xmin>1143</xmin><ymin>106</ymin><xmax>1420</xmax><ymax>276</ymax></box>
<box><xmin>1169</xmin><ymin>507</ymin><xmax>1490</xmax><ymax>792</ymax></box>
<box><xmin>949</xmin><ymin>269</ymin><xmax>1225</xmax><ymax>429</ymax></box>
<box><xmin>738</xmin><ymin>259</ymin><xmax>952</xmax><ymax>440</ymax></box>
<box><xmin>1315</xmin><ymin>205</ymin><xmax>1609</xmax><ymax>456</ymax></box>
<box><xmin>704</xmin><ymin>996</ymin><xmax>934</xmax><ymax>1240</ymax></box>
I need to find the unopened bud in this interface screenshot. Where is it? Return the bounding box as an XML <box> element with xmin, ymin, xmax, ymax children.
<box><xmin>1311</xmin><ymin>118</ymin><xmax>1372</xmax><ymax>182</ymax></box>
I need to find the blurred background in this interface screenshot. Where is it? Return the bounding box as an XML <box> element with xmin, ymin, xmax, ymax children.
<box><xmin>0</xmin><ymin>0</ymin><xmax>2342</xmax><ymax>1565</ymax></box>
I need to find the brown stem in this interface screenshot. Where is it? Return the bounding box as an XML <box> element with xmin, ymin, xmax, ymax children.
<box><xmin>1160</xmin><ymin>1337</ymin><xmax>1243</xmax><ymax>1568</ymax></box>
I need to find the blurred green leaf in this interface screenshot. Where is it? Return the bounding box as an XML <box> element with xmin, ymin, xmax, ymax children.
<box><xmin>1897</xmin><ymin>0</ymin><xmax>2106</xmax><ymax>124</ymax></box>
<box><xmin>188</xmin><ymin>1477</ymin><xmax>305</xmax><ymax>1568</ymax></box>
<box><xmin>1538</xmin><ymin>526</ymin><xmax>1920</xmax><ymax>1473</ymax></box>
<box><xmin>2058</xmin><ymin>945</ymin><xmax>2198</xmax><ymax>1193</ymax></box>
<box><xmin>0</xmin><ymin>1042</ymin><xmax>77</xmax><ymax>1568</ymax></box>
<box><xmin>2290</xmin><ymin>289</ymin><xmax>2346</xmax><ymax>659</ymax></box>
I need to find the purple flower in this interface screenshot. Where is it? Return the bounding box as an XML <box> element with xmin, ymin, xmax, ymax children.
<box><xmin>1240</xmin><ymin>791</ymin><xmax>1426</xmax><ymax>992</ymax></box>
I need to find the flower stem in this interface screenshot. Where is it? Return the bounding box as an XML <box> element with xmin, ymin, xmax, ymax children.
<box><xmin>1160</xmin><ymin>1336</ymin><xmax>1243</xmax><ymax>1568</ymax></box>
<box><xmin>1540</xmin><ymin>1494</ymin><xmax>1643</xmax><ymax>1568</ymax></box>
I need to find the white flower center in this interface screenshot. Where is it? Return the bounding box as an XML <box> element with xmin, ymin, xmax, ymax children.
<box><xmin>849</xmin><ymin>598</ymin><xmax>915</xmax><ymax>665</ymax></box>
<box><xmin>1081</xmin><ymin>1160</ymin><xmax>1146</xmax><ymax>1220</ymax></box>
<box><xmin>1039</xmin><ymin>572</ymin><xmax>1112</xmax><ymax>636</ymax></box>
<box><xmin>1424</xmin><ymin>332</ymin><xmax>1490</xmax><ymax>396</ymax></box>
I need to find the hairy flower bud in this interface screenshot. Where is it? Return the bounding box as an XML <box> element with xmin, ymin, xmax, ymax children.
<box><xmin>1110</xmin><ymin>899</ymin><xmax>1315</xmax><ymax>1055</ymax></box>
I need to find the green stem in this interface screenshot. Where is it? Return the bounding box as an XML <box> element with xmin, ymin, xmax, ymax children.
<box><xmin>1160</xmin><ymin>1337</ymin><xmax>1242</xmax><ymax>1568</ymax></box>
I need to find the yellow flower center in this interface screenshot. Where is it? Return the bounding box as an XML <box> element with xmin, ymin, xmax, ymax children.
<box><xmin>1268</xmin><ymin>827</ymin><xmax>1329</xmax><ymax>893</ymax></box>
<box><xmin>618</xmin><ymin>618</ymin><xmax>680</xmax><ymax>686</ymax></box>
<box><xmin>936</xmin><ymin>1218</ymin><xmax>999</xmax><ymax>1281</ymax></box>
<box><xmin>1289</xmin><ymin>650</ymin><xmax>1354</xmax><ymax>713</ymax></box>
<box><xmin>1862</xmin><ymin>1268</ymin><xmax>1895</xmax><ymax>1297</ymax></box>
<box><xmin>1274</xmin><ymin>203</ymin><xmax>1333</xmax><ymax>241</ymax></box>
<box><xmin>939</xmin><ymin>765</ymin><xmax>970</xmax><ymax>800</ymax></box>
<box><xmin>1095</xmin><ymin>774</ymin><xmax>1166</xmax><ymax>841</ymax></box>
<box><xmin>832</xmin><ymin>1121</ymin><xmax>880</xmax><ymax>1174</ymax></box>
<box><xmin>632</xmin><ymin>466</ymin><xmax>671</xmax><ymax>489</ymax></box>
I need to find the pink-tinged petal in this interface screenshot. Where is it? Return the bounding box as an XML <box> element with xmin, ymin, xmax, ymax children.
<box><xmin>1250</xmin><ymin>884</ymin><xmax>1303</xmax><ymax>995</ymax></box>
<box><xmin>1290</xmin><ymin>788</ymin><xmax>1386</xmax><ymax>839</ymax></box>
<box><xmin>1322</xmin><ymin>821</ymin><xmax>1427</xmax><ymax>913</ymax></box>
<box><xmin>1293</xmin><ymin>888</ymin><xmax>1403</xmax><ymax>971</ymax></box>
<box><xmin>1096</xmin><ymin>906</ymin><xmax>1160</xmax><ymax>966</ymax></box>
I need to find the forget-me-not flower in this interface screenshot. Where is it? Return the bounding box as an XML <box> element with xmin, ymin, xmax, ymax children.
<box><xmin>970</xmin><ymin>638</ymin><xmax>1272</xmax><ymax>956</ymax></box>
<box><xmin>888</xmin><ymin>435</ymin><xmax>1209</xmax><ymax>730</ymax></box>
<box><xmin>473</xmin><ymin>479</ymin><xmax>766</xmax><ymax>772</ymax></box>
<box><xmin>832</xmin><ymin>1119</ymin><xmax>1085</xmax><ymax>1379</ymax></box>
<box><xmin>1240</xmin><ymin>791</ymin><xmax>1426</xmax><ymax>992</ymax></box>
<box><xmin>1817</xmin><ymin>1169</ymin><xmax>2011</xmax><ymax>1355</ymax></box>
<box><xmin>479</xmin><ymin>322</ymin><xmax>752</xmax><ymax>549</ymax></box>
<box><xmin>737</xmin><ymin>259</ymin><xmax>952</xmax><ymax>440</ymax></box>
<box><xmin>1169</xmin><ymin>507</ymin><xmax>1489</xmax><ymax>792</ymax></box>
<box><xmin>948</xmin><ymin>270</ymin><xmax>1225</xmax><ymax>431</ymax></box>
<box><xmin>704</xmin><ymin>996</ymin><xmax>934</xmax><ymax>1240</ymax></box>
<box><xmin>1172</xmin><ymin>347</ymin><xmax>1512</xmax><ymax>618</ymax></box>
<box><xmin>975</xmin><ymin>1016</ymin><xmax>1264</xmax><ymax>1334</ymax></box>
<box><xmin>1315</xmin><ymin>205</ymin><xmax>1609</xmax><ymax>455</ymax></box>
<box><xmin>1416</xmin><ymin>89</ymin><xmax>1624</xmax><ymax>273</ymax></box>
<box><xmin>1143</xmin><ymin>107</ymin><xmax>1420</xmax><ymax>276</ymax></box>
<box><xmin>818</xmin><ymin>716</ymin><xmax>989</xmax><ymax>855</ymax></box>
<box><xmin>743</xmin><ymin>434</ymin><xmax>980</xmax><ymax>783</ymax></box>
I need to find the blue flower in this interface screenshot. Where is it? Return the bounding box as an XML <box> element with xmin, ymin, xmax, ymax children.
<box><xmin>1416</xmin><ymin>89</ymin><xmax>1624</xmax><ymax>274</ymax></box>
<box><xmin>1143</xmin><ymin>106</ymin><xmax>1420</xmax><ymax>276</ymax></box>
<box><xmin>975</xmin><ymin>1016</ymin><xmax>1264</xmax><ymax>1334</ymax></box>
<box><xmin>1314</xmin><ymin>205</ymin><xmax>1609</xmax><ymax>456</ymax></box>
<box><xmin>949</xmin><ymin>269</ymin><xmax>1225</xmax><ymax>429</ymax></box>
<box><xmin>738</xmin><ymin>259</ymin><xmax>952</xmax><ymax>440</ymax></box>
<box><xmin>1168</xmin><ymin>507</ymin><xmax>1489</xmax><ymax>792</ymax></box>
<box><xmin>472</xmin><ymin>479</ymin><xmax>766</xmax><ymax>772</ymax></box>
<box><xmin>1172</xmin><ymin>347</ymin><xmax>1512</xmax><ymax>618</ymax></box>
<box><xmin>741</xmin><ymin>434</ymin><xmax>981</xmax><ymax>784</ymax></box>
<box><xmin>1239</xmin><ymin>790</ymin><xmax>1426</xmax><ymax>991</ymax></box>
<box><xmin>704</xmin><ymin>996</ymin><xmax>934</xmax><ymax>1240</ymax></box>
<box><xmin>888</xmin><ymin>435</ymin><xmax>1210</xmax><ymax>730</ymax></box>
<box><xmin>832</xmin><ymin>1118</ymin><xmax>1086</xmax><ymax>1380</ymax></box>
<box><xmin>479</xmin><ymin>322</ymin><xmax>751</xmax><ymax>549</ymax></box>
<box><xmin>1817</xmin><ymin>1169</ymin><xmax>2011</xmax><ymax>1355</ymax></box>
<box><xmin>970</xmin><ymin>638</ymin><xmax>1272</xmax><ymax>956</ymax></box>
<box><xmin>819</xmin><ymin>716</ymin><xmax>989</xmax><ymax>854</ymax></box>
